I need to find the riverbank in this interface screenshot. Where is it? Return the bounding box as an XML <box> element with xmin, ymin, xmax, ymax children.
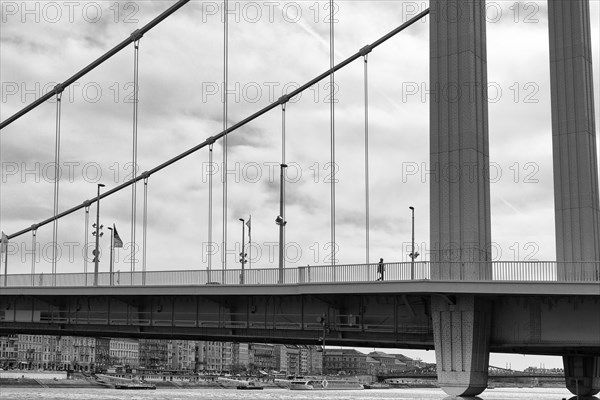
<box><xmin>0</xmin><ymin>378</ymin><xmax>102</xmax><ymax>389</ymax></box>
<box><xmin>0</xmin><ymin>377</ymin><xmax>281</xmax><ymax>389</ymax></box>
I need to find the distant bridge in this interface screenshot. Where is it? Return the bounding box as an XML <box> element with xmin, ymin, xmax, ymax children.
<box><xmin>378</xmin><ymin>365</ymin><xmax>565</xmax><ymax>380</ymax></box>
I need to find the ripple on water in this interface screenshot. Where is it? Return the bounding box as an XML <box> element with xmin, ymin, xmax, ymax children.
<box><xmin>0</xmin><ymin>387</ymin><xmax>580</xmax><ymax>400</ymax></box>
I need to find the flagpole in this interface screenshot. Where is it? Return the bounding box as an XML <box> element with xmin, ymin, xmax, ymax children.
<box><xmin>239</xmin><ymin>218</ymin><xmax>245</xmax><ymax>284</ymax></box>
<box><xmin>2</xmin><ymin>232</ymin><xmax>8</xmax><ymax>287</ymax></box>
<box><xmin>248</xmin><ymin>215</ymin><xmax>251</xmax><ymax>270</ymax></box>
<box><xmin>108</xmin><ymin>226</ymin><xmax>114</xmax><ymax>286</ymax></box>
<box><xmin>3</xmin><ymin>245</ymin><xmax>7</xmax><ymax>287</ymax></box>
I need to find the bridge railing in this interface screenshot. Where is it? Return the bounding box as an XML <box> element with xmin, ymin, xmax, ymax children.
<box><xmin>0</xmin><ymin>261</ymin><xmax>598</xmax><ymax>287</ymax></box>
<box><xmin>491</xmin><ymin>261</ymin><xmax>599</xmax><ymax>281</ymax></box>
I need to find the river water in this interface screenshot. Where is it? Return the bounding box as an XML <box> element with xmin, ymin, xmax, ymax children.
<box><xmin>0</xmin><ymin>387</ymin><xmax>587</xmax><ymax>400</ymax></box>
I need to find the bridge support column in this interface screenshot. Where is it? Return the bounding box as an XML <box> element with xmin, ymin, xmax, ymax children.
<box><xmin>429</xmin><ymin>0</ymin><xmax>492</xmax><ymax>279</ymax></box>
<box><xmin>548</xmin><ymin>0</ymin><xmax>600</xmax><ymax>276</ymax></box>
<box><xmin>564</xmin><ymin>356</ymin><xmax>600</xmax><ymax>396</ymax></box>
<box><xmin>432</xmin><ymin>295</ymin><xmax>491</xmax><ymax>397</ymax></box>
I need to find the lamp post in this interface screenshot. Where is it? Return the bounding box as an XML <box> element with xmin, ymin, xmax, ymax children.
<box><xmin>409</xmin><ymin>206</ymin><xmax>415</xmax><ymax>280</ymax></box>
<box><xmin>92</xmin><ymin>183</ymin><xmax>105</xmax><ymax>286</ymax></box>
<box><xmin>276</xmin><ymin>163</ymin><xmax>288</xmax><ymax>284</ymax></box>
<box><xmin>107</xmin><ymin>226</ymin><xmax>114</xmax><ymax>286</ymax></box>
<box><xmin>318</xmin><ymin>313</ymin><xmax>329</xmax><ymax>375</ymax></box>
<box><xmin>239</xmin><ymin>218</ymin><xmax>247</xmax><ymax>284</ymax></box>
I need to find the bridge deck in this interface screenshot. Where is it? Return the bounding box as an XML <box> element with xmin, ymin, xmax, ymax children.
<box><xmin>1</xmin><ymin>279</ymin><xmax>599</xmax><ymax>296</ymax></box>
<box><xmin>1</xmin><ymin>261</ymin><xmax>599</xmax><ymax>293</ymax></box>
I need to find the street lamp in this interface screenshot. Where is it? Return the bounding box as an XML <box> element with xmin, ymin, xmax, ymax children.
<box><xmin>92</xmin><ymin>183</ymin><xmax>105</xmax><ymax>286</ymax></box>
<box><xmin>409</xmin><ymin>206</ymin><xmax>419</xmax><ymax>279</ymax></box>
<box><xmin>276</xmin><ymin>163</ymin><xmax>288</xmax><ymax>284</ymax></box>
<box><xmin>239</xmin><ymin>218</ymin><xmax>247</xmax><ymax>284</ymax></box>
<box><xmin>317</xmin><ymin>313</ymin><xmax>329</xmax><ymax>374</ymax></box>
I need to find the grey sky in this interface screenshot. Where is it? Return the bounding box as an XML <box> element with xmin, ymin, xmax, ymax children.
<box><xmin>1</xmin><ymin>0</ymin><xmax>599</xmax><ymax>370</ymax></box>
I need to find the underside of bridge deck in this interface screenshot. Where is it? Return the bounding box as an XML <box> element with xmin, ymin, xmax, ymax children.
<box><xmin>0</xmin><ymin>293</ymin><xmax>436</xmax><ymax>349</ymax></box>
<box><xmin>2</xmin><ymin>290</ymin><xmax>599</xmax><ymax>399</ymax></box>
<box><xmin>1</xmin><ymin>292</ymin><xmax>598</xmax><ymax>353</ymax></box>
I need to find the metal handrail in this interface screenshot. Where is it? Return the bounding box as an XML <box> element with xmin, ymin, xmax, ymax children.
<box><xmin>1</xmin><ymin>261</ymin><xmax>598</xmax><ymax>288</ymax></box>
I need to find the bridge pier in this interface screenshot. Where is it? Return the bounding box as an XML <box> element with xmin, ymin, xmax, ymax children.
<box><xmin>432</xmin><ymin>295</ymin><xmax>491</xmax><ymax>397</ymax></box>
<box><xmin>563</xmin><ymin>356</ymin><xmax>600</xmax><ymax>396</ymax></box>
<box><xmin>429</xmin><ymin>0</ymin><xmax>492</xmax><ymax>394</ymax></box>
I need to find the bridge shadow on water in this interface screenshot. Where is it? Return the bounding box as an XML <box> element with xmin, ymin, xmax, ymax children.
<box><xmin>567</xmin><ymin>397</ymin><xmax>600</xmax><ymax>400</ymax></box>
<box><xmin>444</xmin><ymin>397</ymin><xmax>599</xmax><ymax>400</ymax></box>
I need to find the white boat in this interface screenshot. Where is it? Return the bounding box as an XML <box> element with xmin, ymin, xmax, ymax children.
<box><xmin>289</xmin><ymin>378</ymin><xmax>363</xmax><ymax>390</ymax></box>
<box><xmin>274</xmin><ymin>378</ymin><xmax>293</xmax><ymax>388</ymax></box>
<box><xmin>217</xmin><ymin>376</ymin><xmax>251</xmax><ymax>388</ymax></box>
<box><xmin>95</xmin><ymin>374</ymin><xmax>155</xmax><ymax>390</ymax></box>
<box><xmin>115</xmin><ymin>381</ymin><xmax>156</xmax><ymax>390</ymax></box>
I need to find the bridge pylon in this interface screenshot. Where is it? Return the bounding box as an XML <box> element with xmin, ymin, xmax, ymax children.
<box><xmin>548</xmin><ymin>1</ymin><xmax>600</xmax><ymax>395</ymax></box>
<box><xmin>429</xmin><ymin>0</ymin><xmax>492</xmax><ymax>395</ymax></box>
<box><xmin>548</xmin><ymin>0</ymin><xmax>600</xmax><ymax>276</ymax></box>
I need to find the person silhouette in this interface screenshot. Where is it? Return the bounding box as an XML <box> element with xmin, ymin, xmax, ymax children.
<box><xmin>377</xmin><ymin>258</ymin><xmax>385</xmax><ymax>281</ymax></box>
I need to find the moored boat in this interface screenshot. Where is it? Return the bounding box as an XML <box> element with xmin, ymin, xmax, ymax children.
<box><xmin>289</xmin><ymin>378</ymin><xmax>363</xmax><ymax>390</ymax></box>
<box><xmin>217</xmin><ymin>376</ymin><xmax>248</xmax><ymax>388</ymax></box>
<box><xmin>115</xmin><ymin>381</ymin><xmax>156</xmax><ymax>390</ymax></box>
<box><xmin>95</xmin><ymin>374</ymin><xmax>156</xmax><ymax>390</ymax></box>
<box><xmin>237</xmin><ymin>381</ymin><xmax>263</xmax><ymax>390</ymax></box>
<box><xmin>363</xmin><ymin>382</ymin><xmax>391</xmax><ymax>389</ymax></box>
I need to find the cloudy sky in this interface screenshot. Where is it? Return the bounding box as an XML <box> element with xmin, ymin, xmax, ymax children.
<box><xmin>1</xmin><ymin>1</ymin><xmax>599</xmax><ymax>369</ymax></box>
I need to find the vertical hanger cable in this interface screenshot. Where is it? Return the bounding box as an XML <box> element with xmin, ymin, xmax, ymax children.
<box><xmin>208</xmin><ymin>143</ymin><xmax>214</xmax><ymax>273</ymax></box>
<box><xmin>329</xmin><ymin>0</ymin><xmax>336</xmax><ymax>266</ymax></box>
<box><xmin>84</xmin><ymin>205</ymin><xmax>90</xmax><ymax>285</ymax></box>
<box><xmin>51</xmin><ymin>88</ymin><xmax>63</xmax><ymax>286</ymax></box>
<box><xmin>282</xmin><ymin>103</ymin><xmax>286</xmax><ymax>269</ymax></box>
<box><xmin>142</xmin><ymin>176</ymin><xmax>149</xmax><ymax>285</ymax></box>
<box><xmin>130</xmin><ymin>38</ymin><xmax>141</xmax><ymax>278</ymax></box>
<box><xmin>222</xmin><ymin>0</ymin><xmax>229</xmax><ymax>275</ymax></box>
<box><xmin>363</xmin><ymin>53</ymin><xmax>370</xmax><ymax>266</ymax></box>
<box><xmin>31</xmin><ymin>228</ymin><xmax>37</xmax><ymax>286</ymax></box>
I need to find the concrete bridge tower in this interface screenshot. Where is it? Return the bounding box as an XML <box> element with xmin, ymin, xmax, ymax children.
<box><xmin>429</xmin><ymin>0</ymin><xmax>599</xmax><ymax>396</ymax></box>
<box><xmin>548</xmin><ymin>0</ymin><xmax>600</xmax><ymax>396</ymax></box>
<box><xmin>429</xmin><ymin>0</ymin><xmax>492</xmax><ymax>396</ymax></box>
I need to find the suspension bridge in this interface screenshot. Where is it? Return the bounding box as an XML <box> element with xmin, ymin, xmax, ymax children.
<box><xmin>1</xmin><ymin>0</ymin><xmax>599</xmax><ymax>397</ymax></box>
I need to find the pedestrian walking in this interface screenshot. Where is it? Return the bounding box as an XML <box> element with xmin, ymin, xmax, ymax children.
<box><xmin>377</xmin><ymin>258</ymin><xmax>385</xmax><ymax>281</ymax></box>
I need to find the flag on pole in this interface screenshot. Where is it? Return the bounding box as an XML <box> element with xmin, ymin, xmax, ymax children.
<box><xmin>113</xmin><ymin>225</ymin><xmax>124</xmax><ymax>248</ymax></box>
<box><xmin>0</xmin><ymin>232</ymin><xmax>8</xmax><ymax>254</ymax></box>
<box><xmin>246</xmin><ymin>216</ymin><xmax>251</xmax><ymax>269</ymax></box>
<box><xmin>246</xmin><ymin>216</ymin><xmax>251</xmax><ymax>243</ymax></box>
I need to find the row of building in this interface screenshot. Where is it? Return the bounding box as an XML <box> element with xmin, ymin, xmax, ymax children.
<box><xmin>0</xmin><ymin>335</ymin><xmax>424</xmax><ymax>376</ymax></box>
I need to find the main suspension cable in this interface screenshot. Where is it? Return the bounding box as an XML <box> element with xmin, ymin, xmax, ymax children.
<box><xmin>5</xmin><ymin>9</ymin><xmax>429</xmax><ymax>241</ymax></box>
<box><xmin>0</xmin><ymin>0</ymin><xmax>191</xmax><ymax>131</ymax></box>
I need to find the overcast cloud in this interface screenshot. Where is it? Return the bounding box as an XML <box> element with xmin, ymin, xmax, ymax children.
<box><xmin>1</xmin><ymin>0</ymin><xmax>599</xmax><ymax>369</ymax></box>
